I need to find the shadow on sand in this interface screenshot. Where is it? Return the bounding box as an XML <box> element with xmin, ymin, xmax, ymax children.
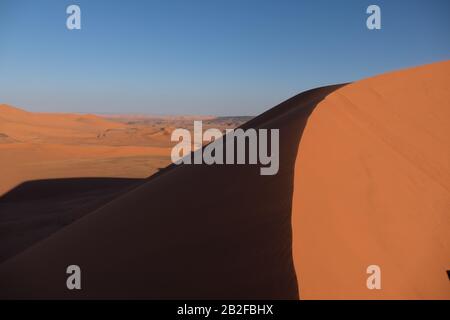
<box><xmin>0</xmin><ymin>177</ymin><xmax>145</xmax><ymax>263</ymax></box>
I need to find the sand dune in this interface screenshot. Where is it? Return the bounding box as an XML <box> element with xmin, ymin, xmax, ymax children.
<box><xmin>0</xmin><ymin>84</ymin><xmax>341</xmax><ymax>299</ymax></box>
<box><xmin>292</xmin><ymin>60</ymin><xmax>450</xmax><ymax>299</ymax></box>
<box><xmin>0</xmin><ymin>61</ymin><xmax>449</xmax><ymax>299</ymax></box>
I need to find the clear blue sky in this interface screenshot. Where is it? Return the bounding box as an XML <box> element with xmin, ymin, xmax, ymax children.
<box><xmin>1</xmin><ymin>0</ymin><xmax>449</xmax><ymax>116</ymax></box>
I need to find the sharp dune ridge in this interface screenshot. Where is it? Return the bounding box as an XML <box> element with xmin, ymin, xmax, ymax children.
<box><xmin>0</xmin><ymin>60</ymin><xmax>449</xmax><ymax>299</ymax></box>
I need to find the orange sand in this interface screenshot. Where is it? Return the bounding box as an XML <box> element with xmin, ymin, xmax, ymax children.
<box><xmin>292</xmin><ymin>61</ymin><xmax>450</xmax><ymax>299</ymax></box>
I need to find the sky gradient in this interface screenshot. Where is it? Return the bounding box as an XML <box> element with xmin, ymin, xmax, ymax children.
<box><xmin>1</xmin><ymin>0</ymin><xmax>450</xmax><ymax>116</ymax></box>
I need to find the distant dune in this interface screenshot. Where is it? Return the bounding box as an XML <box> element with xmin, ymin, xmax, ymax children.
<box><xmin>0</xmin><ymin>61</ymin><xmax>449</xmax><ymax>299</ymax></box>
<box><xmin>0</xmin><ymin>106</ymin><xmax>246</xmax><ymax>196</ymax></box>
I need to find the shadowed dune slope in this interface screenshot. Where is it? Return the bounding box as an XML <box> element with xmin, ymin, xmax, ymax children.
<box><xmin>0</xmin><ymin>178</ymin><xmax>145</xmax><ymax>264</ymax></box>
<box><xmin>0</xmin><ymin>85</ymin><xmax>343</xmax><ymax>299</ymax></box>
<box><xmin>292</xmin><ymin>60</ymin><xmax>450</xmax><ymax>299</ymax></box>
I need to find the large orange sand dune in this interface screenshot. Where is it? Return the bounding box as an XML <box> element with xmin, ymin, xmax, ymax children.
<box><xmin>0</xmin><ymin>61</ymin><xmax>449</xmax><ymax>299</ymax></box>
<box><xmin>292</xmin><ymin>60</ymin><xmax>450</xmax><ymax>299</ymax></box>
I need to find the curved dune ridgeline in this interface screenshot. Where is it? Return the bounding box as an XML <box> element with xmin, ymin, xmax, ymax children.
<box><xmin>0</xmin><ymin>61</ymin><xmax>449</xmax><ymax>299</ymax></box>
<box><xmin>0</xmin><ymin>83</ymin><xmax>342</xmax><ymax>299</ymax></box>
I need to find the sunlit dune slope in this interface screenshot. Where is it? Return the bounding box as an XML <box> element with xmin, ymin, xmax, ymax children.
<box><xmin>292</xmin><ymin>60</ymin><xmax>450</xmax><ymax>299</ymax></box>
